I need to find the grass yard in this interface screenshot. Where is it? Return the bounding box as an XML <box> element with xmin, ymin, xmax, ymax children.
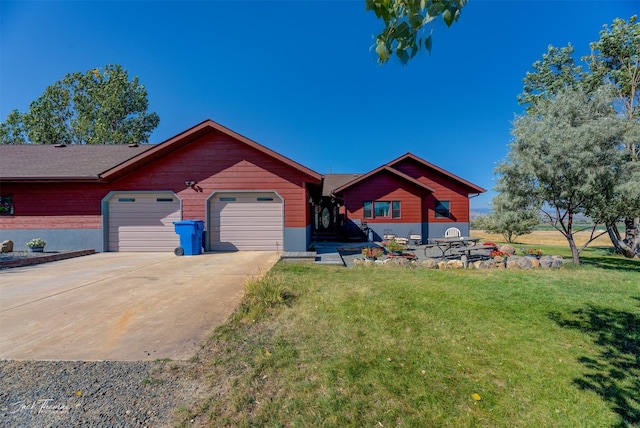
<box><xmin>175</xmin><ymin>248</ymin><xmax>640</xmax><ymax>427</ymax></box>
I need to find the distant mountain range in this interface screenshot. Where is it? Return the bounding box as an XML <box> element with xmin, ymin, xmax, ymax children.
<box><xmin>470</xmin><ymin>208</ymin><xmax>491</xmax><ymax>218</ymax></box>
<box><xmin>469</xmin><ymin>207</ymin><xmax>593</xmax><ymax>222</ymax></box>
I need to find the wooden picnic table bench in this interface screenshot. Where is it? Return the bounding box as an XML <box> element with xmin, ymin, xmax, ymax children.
<box><xmin>452</xmin><ymin>245</ymin><xmax>497</xmax><ymax>258</ymax></box>
<box><xmin>452</xmin><ymin>245</ymin><xmax>498</xmax><ymax>267</ymax></box>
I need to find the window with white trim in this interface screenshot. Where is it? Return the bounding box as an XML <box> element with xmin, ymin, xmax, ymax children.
<box><xmin>363</xmin><ymin>200</ymin><xmax>401</xmax><ymax>219</ymax></box>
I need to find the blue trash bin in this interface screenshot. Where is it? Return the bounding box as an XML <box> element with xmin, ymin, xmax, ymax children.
<box><xmin>173</xmin><ymin>220</ymin><xmax>205</xmax><ymax>256</ymax></box>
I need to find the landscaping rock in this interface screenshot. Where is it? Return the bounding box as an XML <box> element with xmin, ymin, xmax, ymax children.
<box><xmin>385</xmin><ymin>257</ymin><xmax>409</xmax><ymax>266</ymax></box>
<box><xmin>473</xmin><ymin>260</ymin><xmax>486</xmax><ymax>269</ymax></box>
<box><xmin>539</xmin><ymin>256</ymin><xmax>553</xmax><ymax>268</ymax></box>
<box><xmin>506</xmin><ymin>260</ymin><xmax>521</xmax><ymax>269</ymax></box>
<box><xmin>354</xmin><ymin>258</ymin><xmax>374</xmax><ymax>266</ymax></box>
<box><xmin>499</xmin><ymin>244</ymin><xmax>516</xmax><ymax>256</ymax></box>
<box><xmin>421</xmin><ymin>258</ymin><xmax>439</xmax><ymax>269</ymax></box>
<box><xmin>446</xmin><ymin>260</ymin><xmax>464</xmax><ymax>269</ymax></box>
<box><xmin>551</xmin><ymin>256</ymin><xmax>564</xmax><ymax>268</ymax></box>
<box><xmin>1</xmin><ymin>240</ymin><xmax>13</xmax><ymax>253</ymax></box>
<box><xmin>513</xmin><ymin>256</ymin><xmax>533</xmax><ymax>269</ymax></box>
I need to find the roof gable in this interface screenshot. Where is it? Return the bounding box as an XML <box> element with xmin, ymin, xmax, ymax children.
<box><xmin>100</xmin><ymin>119</ymin><xmax>322</xmax><ymax>182</ymax></box>
<box><xmin>0</xmin><ymin>119</ymin><xmax>322</xmax><ymax>183</ymax></box>
<box><xmin>388</xmin><ymin>153</ymin><xmax>486</xmax><ymax>194</ymax></box>
<box><xmin>331</xmin><ymin>165</ymin><xmax>436</xmax><ymax>196</ymax></box>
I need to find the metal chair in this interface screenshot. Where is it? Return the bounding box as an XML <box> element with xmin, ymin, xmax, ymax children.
<box><xmin>408</xmin><ymin>232</ymin><xmax>422</xmax><ymax>245</ymax></box>
<box><xmin>383</xmin><ymin>229</ymin><xmax>396</xmax><ymax>240</ymax></box>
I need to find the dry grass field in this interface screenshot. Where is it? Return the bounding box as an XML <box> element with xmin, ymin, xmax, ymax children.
<box><xmin>471</xmin><ymin>229</ymin><xmax>613</xmax><ymax>247</ymax></box>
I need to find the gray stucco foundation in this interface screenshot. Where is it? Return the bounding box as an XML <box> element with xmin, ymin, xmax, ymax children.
<box><xmin>0</xmin><ymin>229</ymin><xmax>103</xmax><ymax>252</ymax></box>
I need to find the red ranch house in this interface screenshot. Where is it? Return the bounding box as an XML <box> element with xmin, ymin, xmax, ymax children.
<box><xmin>312</xmin><ymin>153</ymin><xmax>486</xmax><ymax>243</ymax></box>
<box><xmin>0</xmin><ymin>120</ymin><xmax>484</xmax><ymax>252</ymax></box>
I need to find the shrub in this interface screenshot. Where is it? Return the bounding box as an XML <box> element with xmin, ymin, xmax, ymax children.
<box><xmin>25</xmin><ymin>238</ymin><xmax>46</xmax><ymax>248</ymax></box>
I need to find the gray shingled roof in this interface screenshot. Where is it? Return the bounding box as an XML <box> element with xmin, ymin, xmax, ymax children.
<box><xmin>0</xmin><ymin>144</ymin><xmax>153</xmax><ymax>180</ymax></box>
<box><xmin>322</xmin><ymin>173</ymin><xmax>362</xmax><ymax>196</ymax></box>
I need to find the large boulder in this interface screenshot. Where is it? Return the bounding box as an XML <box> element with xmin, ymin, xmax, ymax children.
<box><xmin>421</xmin><ymin>258</ymin><xmax>439</xmax><ymax>269</ymax></box>
<box><xmin>506</xmin><ymin>259</ymin><xmax>521</xmax><ymax>269</ymax></box>
<box><xmin>499</xmin><ymin>244</ymin><xmax>516</xmax><ymax>256</ymax></box>
<box><xmin>539</xmin><ymin>256</ymin><xmax>553</xmax><ymax>268</ymax></box>
<box><xmin>1</xmin><ymin>240</ymin><xmax>13</xmax><ymax>253</ymax></box>
<box><xmin>446</xmin><ymin>260</ymin><xmax>464</xmax><ymax>269</ymax></box>
<box><xmin>551</xmin><ymin>256</ymin><xmax>564</xmax><ymax>268</ymax></box>
<box><xmin>513</xmin><ymin>256</ymin><xmax>533</xmax><ymax>269</ymax></box>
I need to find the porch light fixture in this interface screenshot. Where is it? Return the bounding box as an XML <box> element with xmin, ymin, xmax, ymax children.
<box><xmin>185</xmin><ymin>180</ymin><xmax>196</xmax><ymax>188</ymax></box>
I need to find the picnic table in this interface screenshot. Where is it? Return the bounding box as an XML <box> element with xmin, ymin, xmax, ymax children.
<box><xmin>429</xmin><ymin>236</ymin><xmax>481</xmax><ymax>259</ymax></box>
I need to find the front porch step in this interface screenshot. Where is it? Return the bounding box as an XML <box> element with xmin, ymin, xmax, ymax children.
<box><xmin>280</xmin><ymin>250</ymin><xmax>345</xmax><ymax>266</ymax></box>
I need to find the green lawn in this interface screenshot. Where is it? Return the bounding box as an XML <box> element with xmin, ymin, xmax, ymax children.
<box><xmin>176</xmin><ymin>249</ymin><xmax>640</xmax><ymax>427</ymax></box>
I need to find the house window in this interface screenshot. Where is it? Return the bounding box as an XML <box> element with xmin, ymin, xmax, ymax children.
<box><xmin>363</xmin><ymin>200</ymin><xmax>402</xmax><ymax>219</ymax></box>
<box><xmin>363</xmin><ymin>201</ymin><xmax>372</xmax><ymax>219</ymax></box>
<box><xmin>392</xmin><ymin>201</ymin><xmax>401</xmax><ymax>219</ymax></box>
<box><xmin>0</xmin><ymin>196</ymin><xmax>14</xmax><ymax>215</ymax></box>
<box><xmin>374</xmin><ymin>201</ymin><xmax>390</xmax><ymax>217</ymax></box>
<box><xmin>435</xmin><ymin>200</ymin><xmax>450</xmax><ymax>218</ymax></box>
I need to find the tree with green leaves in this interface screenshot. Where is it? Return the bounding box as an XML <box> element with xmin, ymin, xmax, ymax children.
<box><xmin>511</xmin><ymin>16</ymin><xmax>640</xmax><ymax>260</ymax></box>
<box><xmin>0</xmin><ymin>64</ymin><xmax>159</xmax><ymax>145</ymax></box>
<box><xmin>366</xmin><ymin>0</ymin><xmax>466</xmax><ymax>64</ymax></box>
<box><xmin>584</xmin><ymin>16</ymin><xmax>640</xmax><ymax>258</ymax></box>
<box><xmin>474</xmin><ymin>194</ymin><xmax>538</xmax><ymax>243</ymax></box>
<box><xmin>496</xmin><ymin>87</ymin><xmax>625</xmax><ymax>265</ymax></box>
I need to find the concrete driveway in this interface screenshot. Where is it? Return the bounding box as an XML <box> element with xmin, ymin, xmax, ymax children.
<box><xmin>0</xmin><ymin>251</ymin><xmax>279</xmax><ymax>361</ymax></box>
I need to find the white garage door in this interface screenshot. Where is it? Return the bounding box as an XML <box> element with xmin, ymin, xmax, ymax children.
<box><xmin>108</xmin><ymin>193</ymin><xmax>181</xmax><ymax>252</ymax></box>
<box><xmin>208</xmin><ymin>192</ymin><xmax>283</xmax><ymax>251</ymax></box>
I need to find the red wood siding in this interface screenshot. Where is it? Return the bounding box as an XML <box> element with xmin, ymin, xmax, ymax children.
<box><xmin>0</xmin><ymin>183</ymin><xmax>109</xmax><ymax>230</ymax></box>
<box><xmin>392</xmin><ymin>159</ymin><xmax>472</xmax><ymax>223</ymax></box>
<box><xmin>119</xmin><ymin>133</ymin><xmax>311</xmax><ymax>228</ymax></box>
<box><xmin>342</xmin><ymin>172</ymin><xmax>423</xmax><ymax>223</ymax></box>
<box><xmin>0</xmin><ymin>131</ymin><xmax>314</xmax><ymax>230</ymax></box>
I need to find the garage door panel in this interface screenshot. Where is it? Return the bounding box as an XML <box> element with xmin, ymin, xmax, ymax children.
<box><xmin>109</xmin><ymin>218</ymin><xmax>179</xmax><ymax>227</ymax></box>
<box><xmin>209</xmin><ymin>192</ymin><xmax>283</xmax><ymax>251</ymax></box>
<box><xmin>108</xmin><ymin>193</ymin><xmax>180</xmax><ymax>252</ymax></box>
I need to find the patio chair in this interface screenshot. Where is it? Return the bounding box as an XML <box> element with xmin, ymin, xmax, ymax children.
<box><xmin>444</xmin><ymin>227</ymin><xmax>461</xmax><ymax>238</ymax></box>
<box><xmin>408</xmin><ymin>232</ymin><xmax>422</xmax><ymax>245</ymax></box>
<box><xmin>383</xmin><ymin>229</ymin><xmax>396</xmax><ymax>240</ymax></box>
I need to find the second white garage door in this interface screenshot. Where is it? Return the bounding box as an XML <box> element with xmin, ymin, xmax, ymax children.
<box><xmin>208</xmin><ymin>192</ymin><xmax>283</xmax><ymax>251</ymax></box>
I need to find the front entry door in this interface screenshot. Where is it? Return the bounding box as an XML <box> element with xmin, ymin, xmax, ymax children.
<box><xmin>313</xmin><ymin>199</ymin><xmax>341</xmax><ymax>237</ymax></box>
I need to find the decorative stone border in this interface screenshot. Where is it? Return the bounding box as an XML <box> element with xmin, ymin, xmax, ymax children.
<box><xmin>0</xmin><ymin>250</ymin><xmax>97</xmax><ymax>269</ymax></box>
<box><xmin>353</xmin><ymin>255</ymin><xmax>565</xmax><ymax>269</ymax></box>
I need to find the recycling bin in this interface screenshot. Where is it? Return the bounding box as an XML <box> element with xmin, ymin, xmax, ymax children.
<box><xmin>173</xmin><ymin>220</ymin><xmax>204</xmax><ymax>256</ymax></box>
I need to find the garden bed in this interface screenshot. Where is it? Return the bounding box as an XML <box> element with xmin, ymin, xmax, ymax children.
<box><xmin>0</xmin><ymin>249</ymin><xmax>96</xmax><ymax>269</ymax></box>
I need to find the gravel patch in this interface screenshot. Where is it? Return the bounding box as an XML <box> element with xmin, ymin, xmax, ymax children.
<box><xmin>0</xmin><ymin>359</ymin><xmax>205</xmax><ymax>427</ymax></box>
<box><xmin>0</xmin><ymin>251</ymin><xmax>62</xmax><ymax>262</ymax></box>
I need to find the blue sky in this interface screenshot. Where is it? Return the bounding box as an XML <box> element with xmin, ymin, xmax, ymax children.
<box><xmin>1</xmin><ymin>1</ymin><xmax>635</xmax><ymax>209</ymax></box>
